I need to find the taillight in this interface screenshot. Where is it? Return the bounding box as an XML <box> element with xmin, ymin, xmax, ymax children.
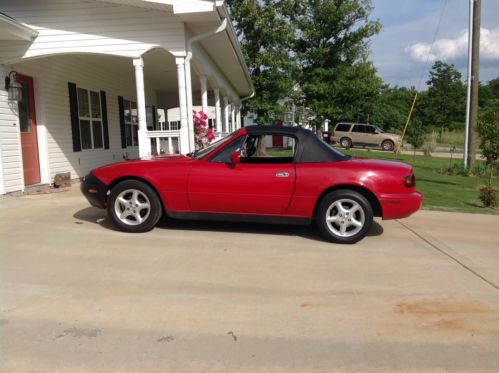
<box><xmin>403</xmin><ymin>173</ymin><xmax>416</xmax><ymax>188</ymax></box>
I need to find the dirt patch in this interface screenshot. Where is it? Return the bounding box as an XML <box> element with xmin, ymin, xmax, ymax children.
<box><xmin>394</xmin><ymin>299</ymin><xmax>499</xmax><ymax>336</ymax></box>
<box><xmin>394</xmin><ymin>300</ymin><xmax>497</xmax><ymax>315</ymax></box>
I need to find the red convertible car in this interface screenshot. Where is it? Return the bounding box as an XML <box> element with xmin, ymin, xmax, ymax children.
<box><xmin>81</xmin><ymin>125</ymin><xmax>422</xmax><ymax>244</ymax></box>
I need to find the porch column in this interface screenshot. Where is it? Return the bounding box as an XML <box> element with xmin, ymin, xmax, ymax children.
<box><xmin>214</xmin><ymin>88</ymin><xmax>222</xmax><ymax>133</ymax></box>
<box><xmin>176</xmin><ymin>57</ymin><xmax>189</xmax><ymax>154</ymax></box>
<box><xmin>200</xmin><ymin>75</ymin><xmax>208</xmax><ymax>114</ymax></box>
<box><xmin>133</xmin><ymin>58</ymin><xmax>150</xmax><ymax>157</ymax></box>
<box><xmin>236</xmin><ymin>106</ymin><xmax>242</xmax><ymax>129</ymax></box>
<box><xmin>223</xmin><ymin>96</ymin><xmax>229</xmax><ymax>133</ymax></box>
<box><xmin>184</xmin><ymin>59</ymin><xmax>195</xmax><ymax>152</ymax></box>
<box><xmin>168</xmin><ymin>137</ymin><xmax>173</xmax><ymax>154</ymax></box>
<box><xmin>231</xmin><ymin>103</ymin><xmax>236</xmax><ymax>132</ymax></box>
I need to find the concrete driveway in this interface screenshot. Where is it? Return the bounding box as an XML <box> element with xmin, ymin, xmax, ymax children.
<box><xmin>1</xmin><ymin>186</ymin><xmax>498</xmax><ymax>372</ymax></box>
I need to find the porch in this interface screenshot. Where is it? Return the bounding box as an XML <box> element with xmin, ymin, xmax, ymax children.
<box><xmin>0</xmin><ymin>0</ymin><xmax>253</xmax><ymax>194</ymax></box>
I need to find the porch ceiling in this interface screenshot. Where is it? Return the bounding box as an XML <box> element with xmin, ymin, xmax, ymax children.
<box><xmin>68</xmin><ymin>51</ymin><xmax>200</xmax><ymax>95</ymax></box>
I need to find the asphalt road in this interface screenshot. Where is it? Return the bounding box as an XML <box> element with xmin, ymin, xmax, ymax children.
<box><xmin>1</xmin><ymin>187</ymin><xmax>498</xmax><ymax>372</ymax></box>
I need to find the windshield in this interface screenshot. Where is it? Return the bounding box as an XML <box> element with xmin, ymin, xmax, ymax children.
<box><xmin>373</xmin><ymin>125</ymin><xmax>384</xmax><ymax>133</ymax></box>
<box><xmin>189</xmin><ymin>130</ymin><xmax>239</xmax><ymax>159</ymax></box>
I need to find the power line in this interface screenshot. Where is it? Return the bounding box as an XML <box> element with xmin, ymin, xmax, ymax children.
<box><xmin>416</xmin><ymin>0</ymin><xmax>449</xmax><ymax>91</ymax></box>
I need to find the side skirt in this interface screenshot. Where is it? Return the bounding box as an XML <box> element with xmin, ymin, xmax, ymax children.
<box><xmin>166</xmin><ymin>211</ymin><xmax>311</xmax><ymax>226</ymax></box>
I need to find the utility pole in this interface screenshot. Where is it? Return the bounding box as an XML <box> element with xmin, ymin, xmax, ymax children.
<box><xmin>466</xmin><ymin>0</ymin><xmax>481</xmax><ymax>168</ymax></box>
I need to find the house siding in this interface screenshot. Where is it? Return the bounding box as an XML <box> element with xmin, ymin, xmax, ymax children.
<box><xmin>0</xmin><ymin>67</ymin><xmax>24</xmax><ymax>194</ymax></box>
<box><xmin>0</xmin><ymin>0</ymin><xmax>186</xmax><ymax>64</ymax></box>
<box><xmin>7</xmin><ymin>54</ymin><xmax>157</xmax><ymax>187</ymax></box>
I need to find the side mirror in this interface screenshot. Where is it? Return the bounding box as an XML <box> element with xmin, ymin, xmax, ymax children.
<box><xmin>230</xmin><ymin>151</ymin><xmax>240</xmax><ymax>166</ymax></box>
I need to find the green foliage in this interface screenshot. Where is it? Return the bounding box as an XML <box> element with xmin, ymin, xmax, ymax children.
<box><xmin>438</xmin><ymin>159</ymin><xmax>487</xmax><ymax>177</ymax></box>
<box><xmin>479</xmin><ymin>185</ymin><xmax>497</xmax><ymax>208</ymax></box>
<box><xmin>295</xmin><ymin>0</ymin><xmax>382</xmax><ymax>127</ymax></box>
<box><xmin>226</xmin><ymin>0</ymin><xmax>299</xmax><ymax>123</ymax></box>
<box><xmin>406</xmin><ymin>120</ymin><xmax>425</xmax><ymax>151</ymax></box>
<box><xmin>372</xmin><ymin>86</ymin><xmax>416</xmax><ymax>131</ymax></box>
<box><xmin>477</xmin><ymin>101</ymin><xmax>499</xmax><ymax>167</ymax></box>
<box><xmin>417</xmin><ymin>61</ymin><xmax>466</xmax><ymax>134</ymax></box>
<box><xmin>477</xmin><ymin>101</ymin><xmax>499</xmax><ymax>189</ymax></box>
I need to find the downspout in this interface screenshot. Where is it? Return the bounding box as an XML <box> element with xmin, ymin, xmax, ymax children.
<box><xmin>184</xmin><ymin>18</ymin><xmax>228</xmax><ymax>151</ymax></box>
<box><xmin>238</xmin><ymin>91</ymin><xmax>255</xmax><ymax>127</ymax></box>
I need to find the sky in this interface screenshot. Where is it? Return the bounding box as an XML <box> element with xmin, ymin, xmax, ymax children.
<box><xmin>369</xmin><ymin>0</ymin><xmax>499</xmax><ymax>89</ymax></box>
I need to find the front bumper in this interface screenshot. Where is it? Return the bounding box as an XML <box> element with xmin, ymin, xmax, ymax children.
<box><xmin>379</xmin><ymin>192</ymin><xmax>422</xmax><ymax>220</ymax></box>
<box><xmin>81</xmin><ymin>172</ymin><xmax>108</xmax><ymax>209</ymax></box>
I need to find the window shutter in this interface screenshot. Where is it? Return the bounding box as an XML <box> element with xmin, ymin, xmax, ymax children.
<box><xmin>152</xmin><ymin>105</ymin><xmax>157</xmax><ymax>131</ymax></box>
<box><xmin>100</xmin><ymin>91</ymin><xmax>110</xmax><ymax>149</ymax></box>
<box><xmin>68</xmin><ymin>82</ymin><xmax>81</xmax><ymax>152</ymax></box>
<box><xmin>118</xmin><ymin>96</ymin><xmax>126</xmax><ymax>149</ymax></box>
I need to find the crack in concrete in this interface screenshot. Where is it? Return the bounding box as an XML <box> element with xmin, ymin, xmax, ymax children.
<box><xmin>396</xmin><ymin>220</ymin><xmax>499</xmax><ymax>292</ymax></box>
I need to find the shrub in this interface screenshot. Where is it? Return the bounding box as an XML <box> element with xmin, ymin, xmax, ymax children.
<box><xmin>479</xmin><ymin>185</ymin><xmax>497</xmax><ymax>208</ymax></box>
<box><xmin>423</xmin><ymin>131</ymin><xmax>438</xmax><ymax>156</ymax></box>
<box><xmin>477</xmin><ymin>102</ymin><xmax>499</xmax><ymax>185</ymax></box>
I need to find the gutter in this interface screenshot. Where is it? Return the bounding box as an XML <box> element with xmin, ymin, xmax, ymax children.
<box><xmin>216</xmin><ymin>2</ymin><xmax>255</xmax><ymax>100</ymax></box>
<box><xmin>185</xmin><ymin>17</ymin><xmax>228</xmax><ymax>64</ymax></box>
<box><xmin>0</xmin><ymin>12</ymin><xmax>38</xmax><ymax>41</ymax></box>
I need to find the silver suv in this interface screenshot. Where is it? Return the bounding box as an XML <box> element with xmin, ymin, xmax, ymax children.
<box><xmin>331</xmin><ymin>122</ymin><xmax>401</xmax><ymax>151</ymax></box>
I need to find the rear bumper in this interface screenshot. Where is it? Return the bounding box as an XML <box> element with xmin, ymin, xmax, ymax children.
<box><xmin>379</xmin><ymin>192</ymin><xmax>422</xmax><ymax>220</ymax></box>
<box><xmin>81</xmin><ymin>172</ymin><xmax>108</xmax><ymax>209</ymax></box>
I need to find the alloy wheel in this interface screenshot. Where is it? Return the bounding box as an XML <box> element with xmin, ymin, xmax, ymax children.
<box><xmin>325</xmin><ymin>198</ymin><xmax>365</xmax><ymax>237</ymax></box>
<box><xmin>113</xmin><ymin>189</ymin><xmax>151</xmax><ymax>226</ymax></box>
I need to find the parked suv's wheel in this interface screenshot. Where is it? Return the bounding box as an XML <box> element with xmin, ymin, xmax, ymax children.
<box><xmin>340</xmin><ymin>137</ymin><xmax>352</xmax><ymax>149</ymax></box>
<box><xmin>107</xmin><ymin>180</ymin><xmax>162</xmax><ymax>233</ymax></box>
<box><xmin>316</xmin><ymin>190</ymin><xmax>373</xmax><ymax>244</ymax></box>
<box><xmin>381</xmin><ymin>140</ymin><xmax>395</xmax><ymax>151</ymax></box>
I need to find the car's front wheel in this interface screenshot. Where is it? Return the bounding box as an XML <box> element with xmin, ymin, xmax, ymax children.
<box><xmin>107</xmin><ymin>180</ymin><xmax>163</xmax><ymax>233</ymax></box>
<box><xmin>317</xmin><ymin>190</ymin><xmax>373</xmax><ymax>244</ymax></box>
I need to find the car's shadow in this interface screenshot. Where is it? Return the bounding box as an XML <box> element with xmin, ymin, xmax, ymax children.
<box><xmin>73</xmin><ymin>207</ymin><xmax>384</xmax><ymax>242</ymax></box>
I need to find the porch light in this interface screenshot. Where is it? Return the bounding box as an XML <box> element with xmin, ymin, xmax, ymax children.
<box><xmin>4</xmin><ymin>71</ymin><xmax>23</xmax><ymax>102</ymax></box>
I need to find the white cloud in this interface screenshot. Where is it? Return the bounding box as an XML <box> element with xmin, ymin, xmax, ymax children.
<box><xmin>405</xmin><ymin>27</ymin><xmax>499</xmax><ymax>62</ymax></box>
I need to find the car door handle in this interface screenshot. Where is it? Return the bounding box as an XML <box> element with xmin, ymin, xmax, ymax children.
<box><xmin>276</xmin><ymin>172</ymin><xmax>290</xmax><ymax>177</ymax></box>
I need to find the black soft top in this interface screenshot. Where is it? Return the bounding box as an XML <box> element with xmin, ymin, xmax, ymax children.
<box><xmin>244</xmin><ymin>125</ymin><xmax>349</xmax><ymax>163</ymax></box>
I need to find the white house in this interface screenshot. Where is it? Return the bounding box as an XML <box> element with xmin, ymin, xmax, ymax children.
<box><xmin>0</xmin><ymin>0</ymin><xmax>253</xmax><ymax>195</ymax></box>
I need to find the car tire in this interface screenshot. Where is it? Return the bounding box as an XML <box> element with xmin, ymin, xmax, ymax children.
<box><xmin>316</xmin><ymin>190</ymin><xmax>373</xmax><ymax>244</ymax></box>
<box><xmin>381</xmin><ymin>140</ymin><xmax>395</xmax><ymax>151</ymax></box>
<box><xmin>340</xmin><ymin>137</ymin><xmax>352</xmax><ymax>149</ymax></box>
<box><xmin>107</xmin><ymin>180</ymin><xmax>163</xmax><ymax>233</ymax></box>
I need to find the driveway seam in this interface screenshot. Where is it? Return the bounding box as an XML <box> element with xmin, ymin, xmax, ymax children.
<box><xmin>396</xmin><ymin>220</ymin><xmax>499</xmax><ymax>292</ymax></box>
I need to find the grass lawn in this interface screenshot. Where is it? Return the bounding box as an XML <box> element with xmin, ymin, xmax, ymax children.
<box><xmin>340</xmin><ymin>148</ymin><xmax>498</xmax><ymax>215</ymax></box>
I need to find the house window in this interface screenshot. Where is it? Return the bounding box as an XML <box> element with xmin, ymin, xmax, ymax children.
<box><xmin>123</xmin><ymin>100</ymin><xmax>138</xmax><ymax>146</ymax></box>
<box><xmin>77</xmin><ymin>88</ymin><xmax>103</xmax><ymax>149</ymax></box>
<box><xmin>167</xmin><ymin>121</ymin><xmax>180</xmax><ymax>131</ymax></box>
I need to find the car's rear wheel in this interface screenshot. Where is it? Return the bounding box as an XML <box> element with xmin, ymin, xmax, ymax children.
<box><xmin>381</xmin><ymin>140</ymin><xmax>395</xmax><ymax>151</ymax></box>
<box><xmin>340</xmin><ymin>137</ymin><xmax>352</xmax><ymax>149</ymax></box>
<box><xmin>107</xmin><ymin>180</ymin><xmax>162</xmax><ymax>233</ymax></box>
<box><xmin>317</xmin><ymin>190</ymin><xmax>373</xmax><ymax>244</ymax></box>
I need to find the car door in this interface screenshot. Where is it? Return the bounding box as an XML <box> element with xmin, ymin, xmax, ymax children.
<box><xmin>364</xmin><ymin>125</ymin><xmax>379</xmax><ymax>145</ymax></box>
<box><xmin>352</xmin><ymin>124</ymin><xmax>370</xmax><ymax>145</ymax></box>
<box><xmin>188</xmin><ymin>134</ymin><xmax>296</xmax><ymax>215</ymax></box>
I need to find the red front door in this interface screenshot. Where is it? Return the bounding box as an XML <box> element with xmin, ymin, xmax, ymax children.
<box><xmin>17</xmin><ymin>74</ymin><xmax>40</xmax><ymax>186</ymax></box>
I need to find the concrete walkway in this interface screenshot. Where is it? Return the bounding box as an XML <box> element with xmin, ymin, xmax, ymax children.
<box><xmin>1</xmin><ymin>187</ymin><xmax>498</xmax><ymax>372</ymax></box>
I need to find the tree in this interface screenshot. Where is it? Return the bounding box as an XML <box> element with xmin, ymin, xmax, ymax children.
<box><xmin>477</xmin><ymin>101</ymin><xmax>499</xmax><ymax>185</ymax></box>
<box><xmin>226</xmin><ymin>0</ymin><xmax>300</xmax><ymax>124</ymax></box>
<box><xmin>477</xmin><ymin>101</ymin><xmax>498</xmax><ymax>207</ymax></box>
<box><xmin>372</xmin><ymin>86</ymin><xmax>417</xmax><ymax>132</ymax></box>
<box><xmin>420</xmin><ymin>61</ymin><xmax>466</xmax><ymax>138</ymax></box>
<box><xmin>406</xmin><ymin>120</ymin><xmax>425</xmax><ymax>162</ymax></box>
<box><xmin>294</xmin><ymin>0</ymin><xmax>382</xmax><ymax>129</ymax></box>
